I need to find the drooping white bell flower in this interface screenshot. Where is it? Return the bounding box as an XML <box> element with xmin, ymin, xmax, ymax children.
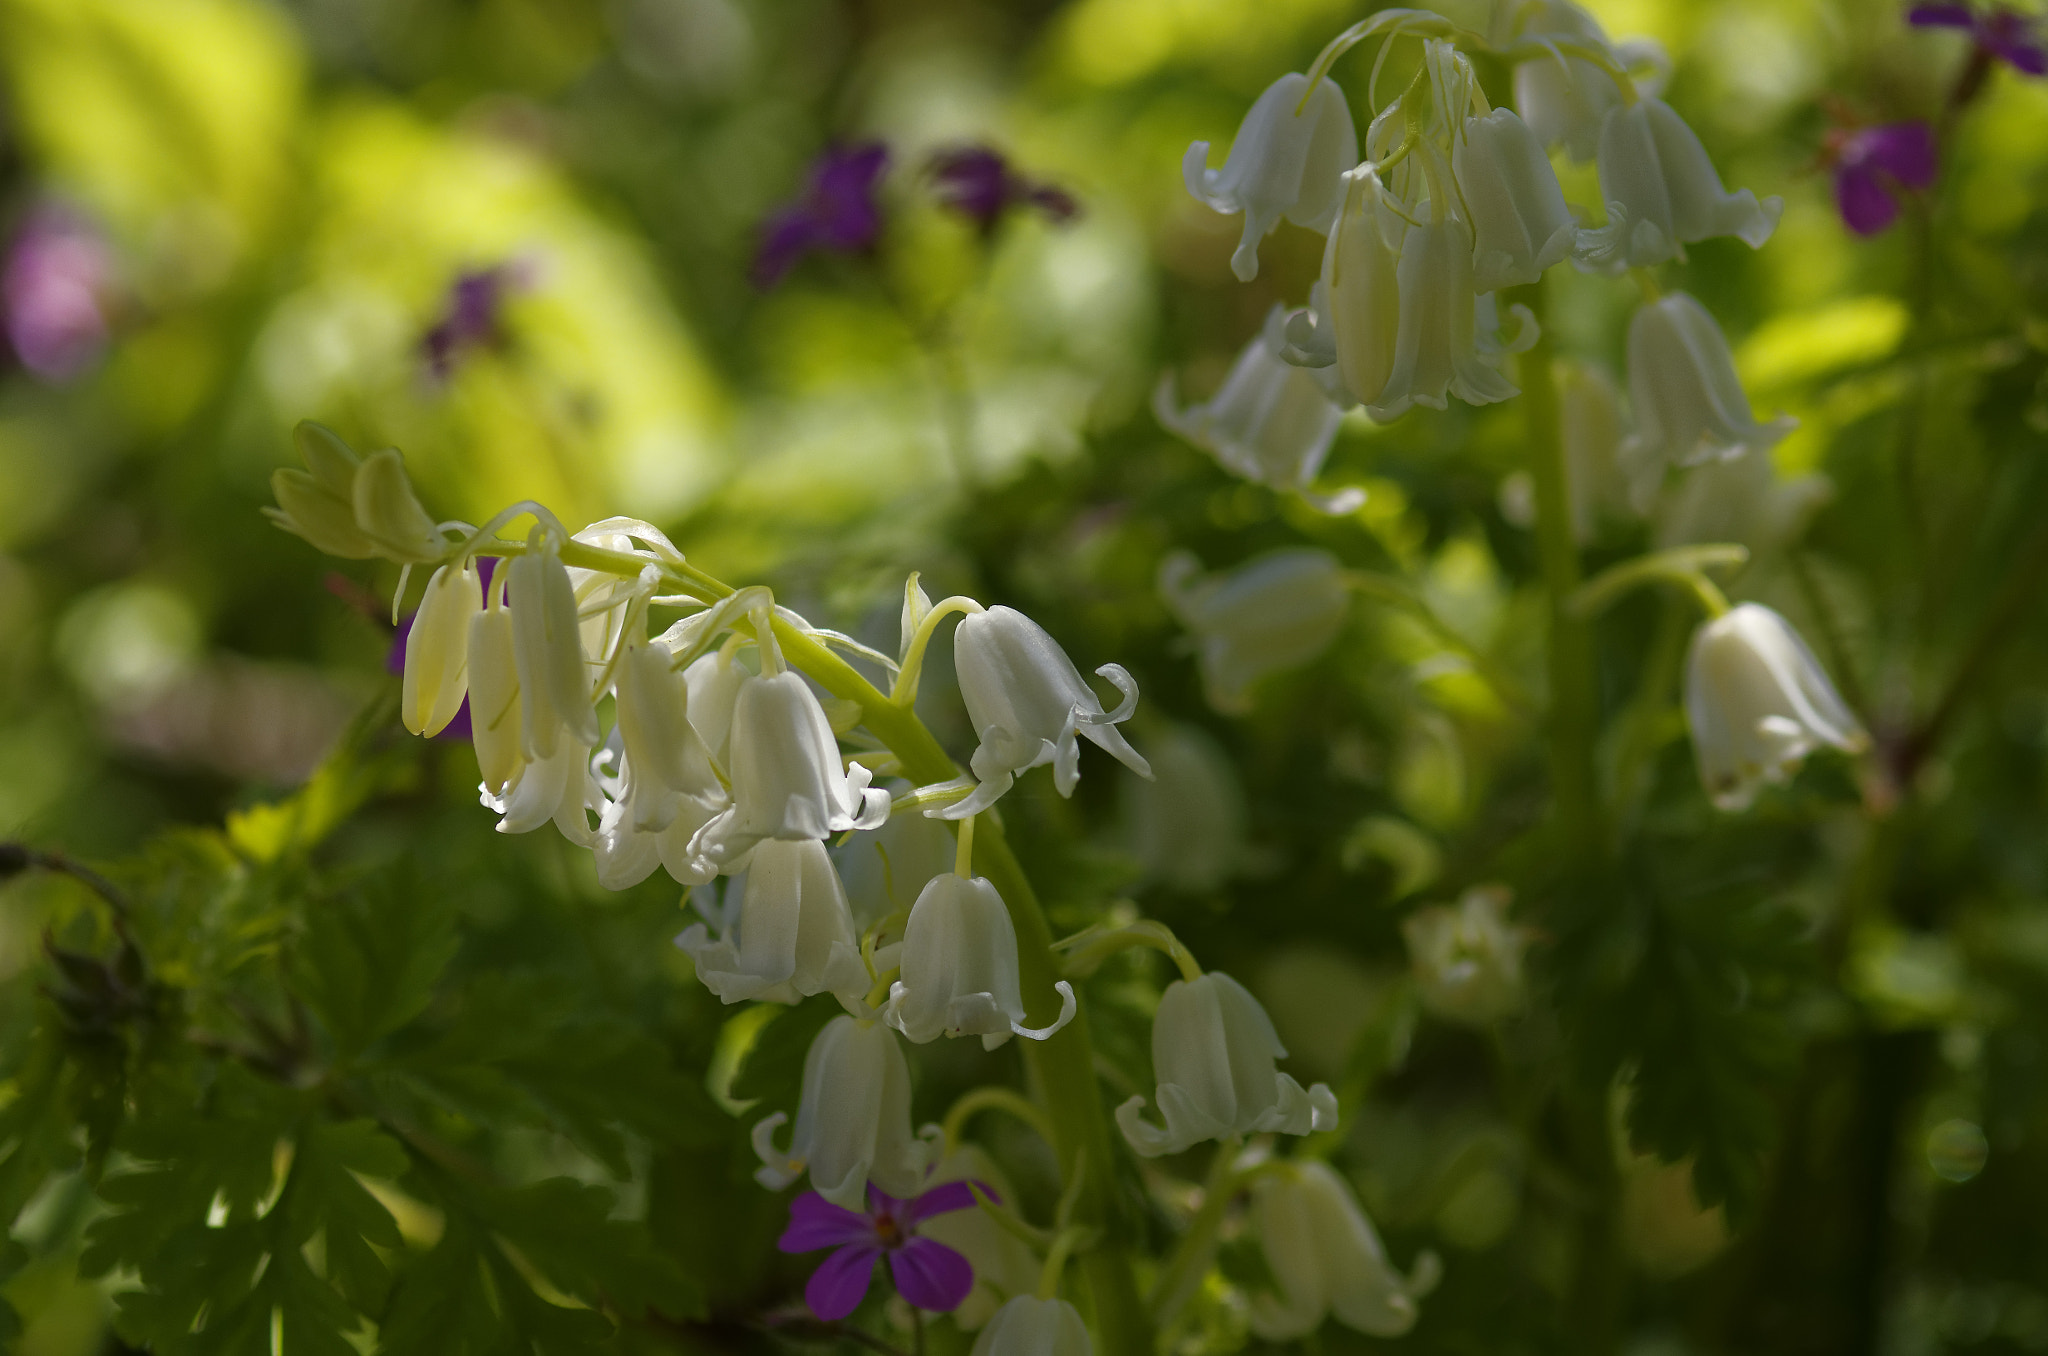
<box><xmin>1116</xmin><ymin>971</ymin><xmax>1338</xmax><ymax>1157</ymax></box>
<box><xmin>467</xmin><ymin>588</ymin><xmax>524</xmax><ymax>795</ymax></box>
<box><xmin>683</xmin><ymin>646</ymin><xmax>747</xmax><ymax>768</ymax></box>
<box><xmin>1157</xmin><ymin>549</ymin><xmax>1350</xmax><ymax>712</ymax></box>
<box><xmin>402</xmin><ymin>559</ymin><xmax>483</xmax><ymax>736</ymax></box>
<box><xmin>482</xmin><ymin>737</ymin><xmax>597</xmax><ymax>845</ymax></box>
<box><xmin>1651</xmin><ymin>442</ymin><xmax>1832</xmax><ymax>557</ymax></box>
<box><xmin>885</xmin><ymin>873</ymin><xmax>1077</xmax><ymax>1049</ymax></box>
<box><xmin>1401</xmin><ymin>886</ymin><xmax>1533</xmax><ymax>1025</ymax></box>
<box><xmin>1454</xmin><ymin>107</ymin><xmax>1581</xmax><ymax>292</ymax></box>
<box><xmin>971</xmin><ymin>1297</ymin><xmax>1093</xmax><ymax>1356</ymax></box>
<box><xmin>1372</xmin><ymin>204</ymin><xmax>1522</xmax><ymax>422</ymax></box>
<box><xmin>938</xmin><ymin>607</ymin><xmax>1151</xmax><ymax>820</ymax></box>
<box><xmin>1123</xmin><ymin>724</ymin><xmax>1258</xmax><ymax>893</ymax></box>
<box><xmin>1183</xmin><ymin>73</ymin><xmax>1359</xmax><ymax>283</ymax></box>
<box><xmin>754</xmin><ymin>1015</ymin><xmax>932</xmax><ymax>1209</ymax></box>
<box><xmin>1585</xmin><ymin>98</ymin><xmax>1781</xmax><ymax>269</ymax></box>
<box><xmin>676</xmin><ymin>837</ymin><xmax>871</xmax><ymax>1007</ymax></box>
<box><xmin>1508</xmin><ymin>0</ymin><xmax>1665</xmax><ymax>162</ymax></box>
<box><xmin>592</xmin><ymin>640</ymin><xmax>730</xmax><ymax>890</ymax></box>
<box><xmin>509</xmin><ymin>531</ymin><xmax>601</xmax><ymax>760</ymax></box>
<box><xmin>1281</xmin><ymin>167</ymin><xmax>1402</xmax><ymax>412</ymax></box>
<box><xmin>1623</xmin><ymin>292</ymin><xmax>1794</xmax><ymax>470</ymax></box>
<box><xmin>1685</xmin><ymin>603</ymin><xmax>1868</xmax><ymax>812</ymax></box>
<box><xmin>1153</xmin><ymin>306</ymin><xmax>1359</xmax><ymax>514</ymax></box>
<box><xmin>919</xmin><ymin>1148</ymin><xmax>1044</xmax><ymax>1331</ymax></box>
<box><xmin>1560</xmin><ymin>360</ymin><xmax>1640</xmax><ymax>538</ymax></box>
<box><xmin>686</xmin><ymin>668</ymin><xmax>890</xmax><ymax>869</ymax></box>
<box><xmin>1247</xmin><ymin>1161</ymin><xmax>1441</xmax><ymax>1341</ymax></box>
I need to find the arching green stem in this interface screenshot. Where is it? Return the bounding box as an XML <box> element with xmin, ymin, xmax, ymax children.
<box><xmin>1571</xmin><ymin>545</ymin><xmax>1746</xmax><ymax>621</ymax></box>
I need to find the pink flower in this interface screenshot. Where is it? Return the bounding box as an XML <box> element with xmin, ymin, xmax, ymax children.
<box><xmin>3</xmin><ymin>205</ymin><xmax>113</xmax><ymax>383</ymax></box>
<box><xmin>778</xmin><ymin>1182</ymin><xmax>982</xmax><ymax>1321</ymax></box>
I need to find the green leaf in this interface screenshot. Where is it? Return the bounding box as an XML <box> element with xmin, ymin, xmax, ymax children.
<box><xmin>280</xmin><ymin>1119</ymin><xmax>407</xmax><ymax>1311</ymax></box>
<box><xmin>376</xmin><ymin>1216</ymin><xmax>501</xmax><ymax>1356</ymax></box>
<box><xmin>295</xmin><ymin>878</ymin><xmax>458</xmax><ymax>1058</ymax></box>
<box><xmin>475</xmin><ymin>1176</ymin><xmax>698</xmax><ymax>1320</ymax></box>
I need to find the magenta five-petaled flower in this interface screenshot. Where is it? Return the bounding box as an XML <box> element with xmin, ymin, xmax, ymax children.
<box><xmin>1909</xmin><ymin>3</ymin><xmax>2048</xmax><ymax>74</ymax></box>
<box><xmin>1830</xmin><ymin>122</ymin><xmax>1939</xmax><ymax>235</ymax></box>
<box><xmin>422</xmin><ymin>263</ymin><xmax>528</xmax><ymax>381</ymax></box>
<box><xmin>929</xmin><ymin>146</ymin><xmax>1079</xmax><ymax>235</ymax></box>
<box><xmin>752</xmin><ymin>144</ymin><xmax>891</xmax><ymax>289</ymax></box>
<box><xmin>777</xmin><ymin>1182</ymin><xmax>982</xmax><ymax>1321</ymax></box>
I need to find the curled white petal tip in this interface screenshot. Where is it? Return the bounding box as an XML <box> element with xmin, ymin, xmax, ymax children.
<box><xmin>1012</xmin><ymin>980</ymin><xmax>1078</xmax><ymax>1042</ymax></box>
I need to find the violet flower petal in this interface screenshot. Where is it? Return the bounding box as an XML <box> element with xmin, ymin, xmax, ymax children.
<box><xmin>904</xmin><ymin>1180</ymin><xmax>988</xmax><ymax>1224</ymax></box>
<box><xmin>1907</xmin><ymin>2</ymin><xmax>1977</xmax><ymax>27</ymax></box>
<box><xmin>805</xmin><ymin>1243</ymin><xmax>882</xmax><ymax>1321</ymax></box>
<box><xmin>780</xmin><ymin>1192</ymin><xmax>880</xmax><ymax>1253</ymax></box>
<box><xmin>888</xmin><ymin>1237</ymin><xmax>975</xmax><ymax>1313</ymax></box>
<box><xmin>1837</xmin><ymin>164</ymin><xmax>1903</xmax><ymax>234</ymax></box>
<box><xmin>1981</xmin><ymin>11</ymin><xmax>2048</xmax><ymax>72</ymax></box>
<box><xmin>1860</xmin><ymin>123</ymin><xmax>1940</xmax><ymax>189</ymax></box>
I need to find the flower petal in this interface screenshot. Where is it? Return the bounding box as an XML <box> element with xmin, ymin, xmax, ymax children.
<box><xmin>1905</xmin><ymin>3</ymin><xmax>1975</xmax><ymax>29</ymax></box>
<box><xmin>806</xmin><ymin>1244</ymin><xmax>882</xmax><ymax>1321</ymax></box>
<box><xmin>889</xmin><ymin>1237</ymin><xmax>975</xmax><ymax>1312</ymax></box>
<box><xmin>905</xmin><ymin>1179</ymin><xmax>989</xmax><ymax>1224</ymax></box>
<box><xmin>781</xmin><ymin>1192</ymin><xmax>880</xmax><ymax>1253</ymax></box>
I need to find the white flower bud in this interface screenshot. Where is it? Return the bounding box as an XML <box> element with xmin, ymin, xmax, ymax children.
<box><xmin>687</xmin><ymin>670</ymin><xmax>890</xmax><ymax>869</ymax></box>
<box><xmin>885</xmin><ymin>873</ymin><xmax>1076</xmax><ymax>1049</ymax></box>
<box><xmin>753</xmin><ymin>1015</ymin><xmax>931</xmax><ymax>1209</ymax></box>
<box><xmin>1586</xmin><ymin>98</ymin><xmax>1781</xmax><ymax>269</ymax></box>
<box><xmin>1158</xmin><ymin>549</ymin><xmax>1350</xmax><ymax>713</ymax></box>
<box><xmin>941</xmin><ymin>607</ymin><xmax>1151</xmax><ymax>820</ymax></box>
<box><xmin>970</xmin><ymin>1297</ymin><xmax>1092</xmax><ymax>1356</ymax></box>
<box><xmin>1401</xmin><ymin>886</ymin><xmax>1532</xmax><ymax>1025</ymax></box>
<box><xmin>402</xmin><ymin>560</ymin><xmax>482</xmax><ymax>737</ymax></box>
<box><xmin>1454</xmin><ymin>108</ymin><xmax>1580</xmax><ymax>292</ymax></box>
<box><xmin>1685</xmin><ymin>603</ymin><xmax>1867</xmax><ymax>812</ymax></box>
<box><xmin>1154</xmin><ymin>306</ymin><xmax>1357</xmax><ymax>514</ymax></box>
<box><xmin>264</xmin><ymin>422</ymin><xmax>375</xmax><ymax>559</ymax></box>
<box><xmin>919</xmin><ymin>1148</ymin><xmax>1043</xmax><ymax>1331</ymax></box>
<box><xmin>1115</xmin><ymin>971</ymin><xmax>1337</xmax><ymax>1157</ymax></box>
<box><xmin>1282</xmin><ymin>167</ymin><xmax>1402</xmax><ymax>412</ymax></box>
<box><xmin>1184</xmin><ymin>73</ymin><xmax>1359</xmax><ymax>283</ymax></box>
<box><xmin>466</xmin><ymin>601</ymin><xmax>523</xmax><ymax>795</ymax></box>
<box><xmin>1248</xmin><ymin>1161</ymin><xmax>1441</xmax><ymax>1341</ymax></box>
<box><xmin>509</xmin><ymin>534</ymin><xmax>601</xmax><ymax>759</ymax></box>
<box><xmin>351</xmin><ymin>448</ymin><xmax>445</xmax><ymax>564</ymax></box>
<box><xmin>676</xmin><ymin>838</ymin><xmax>870</xmax><ymax>1006</ymax></box>
<box><xmin>1372</xmin><ymin>210</ymin><xmax>1521</xmax><ymax>422</ymax></box>
<box><xmin>1623</xmin><ymin>292</ymin><xmax>1793</xmax><ymax>470</ymax></box>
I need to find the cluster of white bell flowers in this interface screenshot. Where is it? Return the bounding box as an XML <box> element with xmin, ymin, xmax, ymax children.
<box><xmin>1155</xmin><ymin>1</ymin><xmax>1868</xmax><ymax>813</ymax></box>
<box><xmin>1246</xmin><ymin>1161</ymin><xmax>1443</xmax><ymax>1341</ymax></box>
<box><xmin>1401</xmin><ymin>886</ymin><xmax>1534</xmax><ymax>1025</ymax></box>
<box><xmin>267</xmin><ymin>425</ymin><xmax>1375</xmax><ymax>1333</ymax></box>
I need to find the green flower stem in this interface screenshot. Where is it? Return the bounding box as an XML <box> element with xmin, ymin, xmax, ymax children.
<box><xmin>1148</xmin><ymin>1142</ymin><xmax>1241</xmax><ymax>1327</ymax></box>
<box><xmin>767</xmin><ymin>619</ymin><xmax>1153</xmax><ymax>1356</ymax></box>
<box><xmin>1512</xmin><ymin>283</ymin><xmax>1602</xmax><ymax>858</ymax></box>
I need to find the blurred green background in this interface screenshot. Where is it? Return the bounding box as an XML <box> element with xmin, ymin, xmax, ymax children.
<box><xmin>4</xmin><ymin>0</ymin><xmax>2048</xmax><ymax>1352</ymax></box>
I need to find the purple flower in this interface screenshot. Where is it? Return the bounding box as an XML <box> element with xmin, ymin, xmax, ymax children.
<box><xmin>3</xmin><ymin>205</ymin><xmax>113</xmax><ymax>384</ymax></box>
<box><xmin>422</xmin><ymin>263</ymin><xmax>529</xmax><ymax>381</ymax></box>
<box><xmin>753</xmin><ymin>144</ymin><xmax>891</xmax><ymax>289</ymax></box>
<box><xmin>1909</xmin><ymin>3</ymin><xmax>2048</xmax><ymax>74</ymax></box>
<box><xmin>929</xmin><ymin>146</ymin><xmax>1080</xmax><ymax>235</ymax></box>
<box><xmin>777</xmin><ymin>1182</ymin><xmax>982</xmax><ymax>1321</ymax></box>
<box><xmin>388</xmin><ymin>557</ymin><xmax>496</xmax><ymax>742</ymax></box>
<box><xmin>1832</xmin><ymin>122</ymin><xmax>1939</xmax><ymax>234</ymax></box>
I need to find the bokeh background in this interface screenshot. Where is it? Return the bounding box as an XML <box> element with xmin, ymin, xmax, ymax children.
<box><xmin>4</xmin><ymin>0</ymin><xmax>2048</xmax><ymax>1352</ymax></box>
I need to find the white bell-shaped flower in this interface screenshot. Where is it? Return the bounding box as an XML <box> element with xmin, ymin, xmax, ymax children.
<box><xmin>402</xmin><ymin>559</ymin><xmax>482</xmax><ymax>736</ymax></box>
<box><xmin>351</xmin><ymin>448</ymin><xmax>445</xmax><ymax>564</ymax></box>
<box><xmin>592</xmin><ymin>641</ymin><xmax>731</xmax><ymax>890</ymax></box>
<box><xmin>1123</xmin><ymin>724</ymin><xmax>1258</xmax><ymax>893</ymax></box>
<box><xmin>1685</xmin><ymin>603</ymin><xmax>1868</xmax><ymax>812</ymax></box>
<box><xmin>1248</xmin><ymin>1161</ymin><xmax>1441</xmax><ymax>1340</ymax></box>
<box><xmin>1560</xmin><ymin>361</ymin><xmax>1640</xmax><ymax>538</ymax></box>
<box><xmin>1509</xmin><ymin>0</ymin><xmax>1643</xmax><ymax>162</ymax></box>
<box><xmin>885</xmin><ymin>873</ymin><xmax>1077</xmax><ymax>1049</ymax></box>
<box><xmin>1623</xmin><ymin>292</ymin><xmax>1793</xmax><ymax>470</ymax></box>
<box><xmin>509</xmin><ymin>532</ymin><xmax>601</xmax><ymax>760</ymax></box>
<box><xmin>1157</xmin><ymin>549</ymin><xmax>1350</xmax><ymax>712</ymax></box>
<box><xmin>1153</xmin><ymin>306</ymin><xmax>1357</xmax><ymax>513</ymax></box>
<box><xmin>1372</xmin><ymin>205</ymin><xmax>1521</xmax><ymax>422</ymax></box>
<box><xmin>1454</xmin><ymin>107</ymin><xmax>1580</xmax><ymax>291</ymax></box>
<box><xmin>482</xmin><ymin>737</ymin><xmax>597</xmax><ymax>845</ymax></box>
<box><xmin>919</xmin><ymin>1148</ymin><xmax>1043</xmax><ymax>1331</ymax></box>
<box><xmin>940</xmin><ymin>607</ymin><xmax>1151</xmax><ymax>820</ymax></box>
<box><xmin>971</xmin><ymin>1297</ymin><xmax>1092</xmax><ymax>1356</ymax></box>
<box><xmin>1651</xmin><ymin>443</ymin><xmax>1832</xmax><ymax>557</ymax></box>
<box><xmin>676</xmin><ymin>837</ymin><xmax>870</xmax><ymax>1007</ymax></box>
<box><xmin>1281</xmin><ymin>167</ymin><xmax>1402</xmax><ymax>412</ymax></box>
<box><xmin>1401</xmin><ymin>886</ymin><xmax>1532</xmax><ymax>1025</ymax></box>
<box><xmin>1183</xmin><ymin>73</ymin><xmax>1359</xmax><ymax>283</ymax></box>
<box><xmin>1586</xmin><ymin>97</ymin><xmax>1781</xmax><ymax>268</ymax></box>
<box><xmin>687</xmin><ymin>668</ymin><xmax>890</xmax><ymax>868</ymax></box>
<box><xmin>466</xmin><ymin>593</ymin><xmax>524</xmax><ymax>795</ymax></box>
<box><xmin>683</xmin><ymin>647</ymin><xmax>747</xmax><ymax>768</ymax></box>
<box><xmin>1116</xmin><ymin>971</ymin><xmax>1337</xmax><ymax>1157</ymax></box>
<box><xmin>753</xmin><ymin>1015</ymin><xmax>931</xmax><ymax>1209</ymax></box>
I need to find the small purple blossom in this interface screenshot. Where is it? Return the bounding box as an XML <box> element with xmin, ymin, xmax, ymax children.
<box><xmin>1832</xmin><ymin>122</ymin><xmax>1939</xmax><ymax>234</ymax></box>
<box><xmin>422</xmin><ymin>263</ymin><xmax>529</xmax><ymax>381</ymax></box>
<box><xmin>929</xmin><ymin>146</ymin><xmax>1080</xmax><ymax>235</ymax></box>
<box><xmin>1909</xmin><ymin>3</ymin><xmax>2048</xmax><ymax>74</ymax></box>
<box><xmin>388</xmin><ymin>557</ymin><xmax>496</xmax><ymax>742</ymax></box>
<box><xmin>753</xmin><ymin>144</ymin><xmax>891</xmax><ymax>289</ymax></box>
<box><xmin>3</xmin><ymin>205</ymin><xmax>114</xmax><ymax>384</ymax></box>
<box><xmin>777</xmin><ymin>1182</ymin><xmax>982</xmax><ymax>1321</ymax></box>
